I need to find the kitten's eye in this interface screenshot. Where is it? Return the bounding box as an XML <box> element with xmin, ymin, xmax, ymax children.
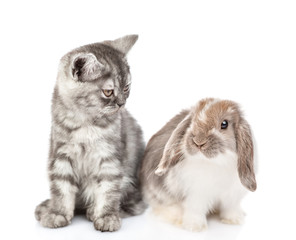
<box><xmin>221</xmin><ymin>120</ymin><xmax>228</xmax><ymax>129</ymax></box>
<box><xmin>123</xmin><ymin>84</ymin><xmax>130</xmax><ymax>92</ymax></box>
<box><xmin>103</xmin><ymin>89</ymin><xmax>114</xmax><ymax>97</ymax></box>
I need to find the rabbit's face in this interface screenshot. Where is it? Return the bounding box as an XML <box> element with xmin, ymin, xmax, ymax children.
<box><xmin>185</xmin><ymin>99</ymin><xmax>240</xmax><ymax>159</ymax></box>
<box><xmin>155</xmin><ymin>98</ymin><xmax>256</xmax><ymax>191</ymax></box>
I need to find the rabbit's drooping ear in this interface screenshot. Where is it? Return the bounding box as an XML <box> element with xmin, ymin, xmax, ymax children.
<box><xmin>236</xmin><ymin>118</ymin><xmax>257</xmax><ymax>192</ymax></box>
<box><xmin>155</xmin><ymin>115</ymin><xmax>192</xmax><ymax>176</ymax></box>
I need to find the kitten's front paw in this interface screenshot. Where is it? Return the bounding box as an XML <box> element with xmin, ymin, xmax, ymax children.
<box><xmin>94</xmin><ymin>214</ymin><xmax>121</xmax><ymax>232</ymax></box>
<box><xmin>35</xmin><ymin>200</ymin><xmax>73</xmax><ymax>228</ymax></box>
<box><xmin>35</xmin><ymin>199</ymin><xmax>50</xmax><ymax>221</ymax></box>
<box><xmin>40</xmin><ymin>212</ymin><xmax>71</xmax><ymax>228</ymax></box>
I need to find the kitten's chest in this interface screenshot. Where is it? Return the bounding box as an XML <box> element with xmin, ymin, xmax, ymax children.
<box><xmin>70</xmin><ymin>125</ymin><xmax>120</xmax><ymax>176</ymax></box>
<box><xmin>71</xmin><ymin>125</ymin><xmax>110</xmax><ymax>144</ymax></box>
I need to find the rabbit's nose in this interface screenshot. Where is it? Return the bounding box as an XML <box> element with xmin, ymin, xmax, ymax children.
<box><xmin>192</xmin><ymin>138</ymin><xmax>207</xmax><ymax>148</ymax></box>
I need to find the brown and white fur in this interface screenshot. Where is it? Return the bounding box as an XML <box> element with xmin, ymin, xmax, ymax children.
<box><xmin>140</xmin><ymin>98</ymin><xmax>257</xmax><ymax>231</ymax></box>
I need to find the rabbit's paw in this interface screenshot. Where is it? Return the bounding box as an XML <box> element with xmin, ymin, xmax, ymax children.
<box><xmin>182</xmin><ymin>215</ymin><xmax>207</xmax><ymax>232</ymax></box>
<box><xmin>220</xmin><ymin>208</ymin><xmax>245</xmax><ymax>225</ymax></box>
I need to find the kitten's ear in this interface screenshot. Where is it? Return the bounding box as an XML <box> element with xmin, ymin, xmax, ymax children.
<box><xmin>104</xmin><ymin>35</ymin><xmax>138</xmax><ymax>55</ymax></box>
<box><xmin>71</xmin><ymin>53</ymin><xmax>105</xmax><ymax>82</ymax></box>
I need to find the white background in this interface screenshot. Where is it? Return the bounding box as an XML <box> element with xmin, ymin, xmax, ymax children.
<box><xmin>1</xmin><ymin>0</ymin><xmax>296</xmax><ymax>239</ymax></box>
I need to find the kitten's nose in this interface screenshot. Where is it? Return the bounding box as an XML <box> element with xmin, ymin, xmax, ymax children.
<box><xmin>117</xmin><ymin>102</ymin><xmax>125</xmax><ymax>107</ymax></box>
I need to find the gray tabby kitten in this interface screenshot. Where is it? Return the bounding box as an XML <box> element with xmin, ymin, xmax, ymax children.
<box><xmin>35</xmin><ymin>35</ymin><xmax>146</xmax><ymax>232</ymax></box>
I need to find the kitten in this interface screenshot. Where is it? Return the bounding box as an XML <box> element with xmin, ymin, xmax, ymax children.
<box><xmin>35</xmin><ymin>35</ymin><xmax>146</xmax><ymax>232</ymax></box>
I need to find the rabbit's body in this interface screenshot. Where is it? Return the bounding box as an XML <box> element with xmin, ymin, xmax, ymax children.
<box><xmin>141</xmin><ymin>99</ymin><xmax>256</xmax><ymax>231</ymax></box>
<box><xmin>164</xmin><ymin>151</ymin><xmax>246</xmax><ymax>230</ymax></box>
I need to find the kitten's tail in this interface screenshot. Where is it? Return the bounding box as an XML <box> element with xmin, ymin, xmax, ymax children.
<box><xmin>120</xmin><ymin>188</ymin><xmax>147</xmax><ymax>218</ymax></box>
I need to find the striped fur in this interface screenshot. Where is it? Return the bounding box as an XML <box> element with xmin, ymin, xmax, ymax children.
<box><xmin>35</xmin><ymin>35</ymin><xmax>146</xmax><ymax>232</ymax></box>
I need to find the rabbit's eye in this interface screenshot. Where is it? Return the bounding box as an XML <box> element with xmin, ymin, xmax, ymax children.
<box><xmin>221</xmin><ymin>120</ymin><xmax>228</xmax><ymax>129</ymax></box>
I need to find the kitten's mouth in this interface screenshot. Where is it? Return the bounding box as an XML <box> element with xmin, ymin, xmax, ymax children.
<box><xmin>103</xmin><ymin>106</ymin><xmax>124</xmax><ymax>116</ymax></box>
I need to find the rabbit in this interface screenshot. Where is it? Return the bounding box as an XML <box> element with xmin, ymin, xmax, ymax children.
<box><xmin>140</xmin><ymin>98</ymin><xmax>257</xmax><ymax>232</ymax></box>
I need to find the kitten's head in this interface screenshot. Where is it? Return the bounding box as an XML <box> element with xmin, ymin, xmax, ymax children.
<box><xmin>57</xmin><ymin>35</ymin><xmax>138</xmax><ymax>117</ymax></box>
